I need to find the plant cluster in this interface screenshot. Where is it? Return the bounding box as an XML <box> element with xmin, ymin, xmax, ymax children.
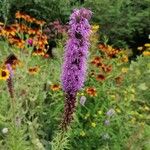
<box><xmin>0</xmin><ymin>7</ymin><xmax>149</xmax><ymax>150</ymax></box>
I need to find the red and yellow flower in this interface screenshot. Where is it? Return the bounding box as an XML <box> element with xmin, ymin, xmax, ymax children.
<box><xmin>28</xmin><ymin>66</ymin><xmax>40</xmax><ymax>75</ymax></box>
<box><xmin>0</xmin><ymin>68</ymin><xmax>10</xmax><ymax>80</ymax></box>
<box><xmin>85</xmin><ymin>87</ymin><xmax>97</xmax><ymax>97</ymax></box>
<box><xmin>50</xmin><ymin>84</ymin><xmax>61</xmax><ymax>91</ymax></box>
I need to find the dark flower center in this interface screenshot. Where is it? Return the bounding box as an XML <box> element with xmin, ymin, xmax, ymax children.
<box><xmin>2</xmin><ymin>71</ymin><xmax>7</xmax><ymax>77</ymax></box>
<box><xmin>97</xmin><ymin>74</ymin><xmax>105</xmax><ymax>80</ymax></box>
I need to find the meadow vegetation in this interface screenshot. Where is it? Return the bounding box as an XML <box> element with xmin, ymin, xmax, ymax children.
<box><xmin>0</xmin><ymin>1</ymin><xmax>150</xmax><ymax>150</ymax></box>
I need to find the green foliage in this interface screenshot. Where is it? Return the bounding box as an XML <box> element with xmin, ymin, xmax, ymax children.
<box><xmin>0</xmin><ymin>0</ymin><xmax>72</xmax><ymax>23</ymax></box>
<box><xmin>51</xmin><ymin>132</ymin><xmax>70</xmax><ymax>150</ymax></box>
<box><xmin>0</xmin><ymin>0</ymin><xmax>149</xmax><ymax>49</ymax></box>
<box><xmin>0</xmin><ymin>6</ymin><xmax>150</xmax><ymax>149</ymax></box>
<box><xmin>67</xmin><ymin>54</ymin><xmax>150</xmax><ymax>150</ymax></box>
<box><xmin>0</xmin><ymin>41</ymin><xmax>150</xmax><ymax>149</ymax></box>
<box><xmin>83</xmin><ymin>0</ymin><xmax>150</xmax><ymax>48</ymax></box>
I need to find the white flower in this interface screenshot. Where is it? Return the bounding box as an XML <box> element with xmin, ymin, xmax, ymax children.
<box><xmin>2</xmin><ymin>128</ymin><xmax>8</xmax><ymax>134</ymax></box>
<box><xmin>102</xmin><ymin>133</ymin><xmax>110</xmax><ymax>140</ymax></box>
<box><xmin>80</xmin><ymin>96</ymin><xmax>86</xmax><ymax>106</ymax></box>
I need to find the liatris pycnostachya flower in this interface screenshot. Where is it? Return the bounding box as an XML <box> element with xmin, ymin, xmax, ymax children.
<box><xmin>6</xmin><ymin>64</ymin><xmax>14</xmax><ymax>98</ymax></box>
<box><xmin>61</xmin><ymin>8</ymin><xmax>92</xmax><ymax>130</ymax></box>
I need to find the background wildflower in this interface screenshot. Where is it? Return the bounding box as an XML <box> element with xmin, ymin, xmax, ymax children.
<box><xmin>143</xmin><ymin>51</ymin><xmax>150</xmax><ymax>56</ymax></box>
<box><xmin>96</xmin><ymin>74</ymin><xmax>106</xmax><ymax>82</ymax></box>
<box><xmin>2</xmin><ymin>128</ymin><xmax>8</xmax><ymax>134</ymax></box>
<box><xmin>28</xmin><ymin>66</ymin><xmax>40</xmax><ymax>75</ymax></box>
<box><xmin>50</xmin><ymin>84</ymin><xmax>61</xmax><ymax>91</ymax></box>
<box><xmin>104</xmin><ymin>120</ymin><xmax>110</xmax><ymax>126</ymax></box>
<box><xmin>91</xmin><ymin>122</ymin><xmax>96</xmax><ymax>127</ymax></box>
<box><xmin>80</xmin><ymin>96</ymin><xmax>86</xmax><ymax>106</ymax></box>
<box><xmin>80</xmin><ymin>131</ymin><xmax>86</xmax><ymax>137</ymax></box>
<box><xmin>0</xmin><ymin>68</ymin><xmax>10</xmax><ymax>80</ymax></box>
<box><xmin>27</xmin><ymin>39</ymin><xmax>33</xmax><ymax>46</ymax></box>
<box><xmin>85</xmin><ymin>87</ymin><xmax>97</xmax><ymax>97</ymax></box>
<box><xmin>102</xmin><ymin>133</ymin><xmax>110</xmax><ymax>140</ymax></box>
<box><xmin>106</xmin><ymin>108</ymin><xmax>115</xmax><ymax>117</ymax></box>
<box><xmin>6</xmin><ymin>64</ymin><xmax>14</xmax><ymax>98</ymax></box>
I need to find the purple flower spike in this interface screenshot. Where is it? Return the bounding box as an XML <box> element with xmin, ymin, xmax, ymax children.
<box><xmin>6</xmin><ymin>64</ymin><xmax>14</xmax><ymax>98</ymax></box>
<box><xmin>61</xmin><ymin>8</ymin><xmax>92</xmax><ymax>94</ymax></box>
<box><xmin>6</xmin><ymin>64</ymin><xmax>14</xmax><ymax>78</ymax></box>
<box><xmin>61</xmin><ymin>8</ymin><xmax>92</xmax><ymax>130</ymax></box>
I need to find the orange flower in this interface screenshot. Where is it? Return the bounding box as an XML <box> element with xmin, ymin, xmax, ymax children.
<box><xmin>100</xmin><ymin>63</ymin><xmax>106</xmax><ymax>69</ymax></box>
<box><xmin>121</xmin><ymin>55</ymin><xmax>128</xmax><ymax>63</ymax></box>
<box><xmin>33</xmin><ymin>35</ymin><xmax>48</xmax><ymax>49</ymax></box>
<box><xmin>17</xmin><ymin>40</ymin><xmax>25</xmax><ymax>49</ymax></box>
<box><xmin>86</xmin><ymin>87</ymin><xmax>97</xmax><ymax>97</ymax></box>
<box><xmin>28</xmin><ymin>66</ymin><xmax>40</xmax><ymax>75</ymax></box>
<box><xmin>18</xmin><ymin>24</ymin><xmax>28</xmax><ymax>33</ymax></box>
<box><xmin>35</xmin><ymin>20</ymin><xmax>46</xmax><ymax>26</ymax></box>
<box><xmin>1</xmin><ymin>26</ymin><xmax>16</xmax><ymax>37</ymax></box>
<box><xmin>50</xmin><ymin>84</ymin><xmax>61</xmax><ymax>91</ymax></box>
<box><xmin>27</xmin><ymin>28</ymin><xmax>36</xmax><ymax>35</ymax></box>
<box><xmin>91</xmin><ymin>56</ymin><xmax>101</xmax><ymax>64</ymax></box>
<box><xmin>101</xmin><ymin>64</ymin><xmax>112</xmax><ymax>73</ymax></box>
<box><xmin>96</xmin><ymin>74</ymin><xmax>106</xmax><ymax>82</ymax></box>
<box><xmin>91</xmin><ymin>56</ymin><xmax>103</xmax><ymax>67</ymax></box>
<box><xmin>98</xmin><ymin>44</ymin><xmax>119</xmax><ymax>58</ymax></box>
<box><xmin>106</xmin><ymin>65</ymin><xmax>112</xmax><ymax>73</ymax></box>
<box><xmin>43</xmin><ymin>54</ymin><xmax>50</xmax><ymax>58</ymax></box>
<box><xmin>15</xmin><ymin>11</ymin><xmax>22</xmax><ymax>19</ymax></box>
<box><xmin>24</xmin><ymin>15</ymin><xmax>34</xmax><ymax>23</ymax></box>
<box><xmin>8</xmin><ymin>36</ymin><xmax>25</xmax><ymax>49</ymax></box>
<box><xmin>98</xmin><ymin>43</ymin><xmax>106</xmax><ymax>50</ymax></box>
<box><xmin>15</xmin><ymin>11</ymin><xmax>37</xmax><ymax>23</ymax></box>
<box><xmin>32</xmin><ymin>49</ymin><xmax>45</xmax><ymax>56</ymax></box>
<box><xmin>115</xmin><ymin>76</ymin><xmax>124</xmax><ymax>85</ymax></box>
